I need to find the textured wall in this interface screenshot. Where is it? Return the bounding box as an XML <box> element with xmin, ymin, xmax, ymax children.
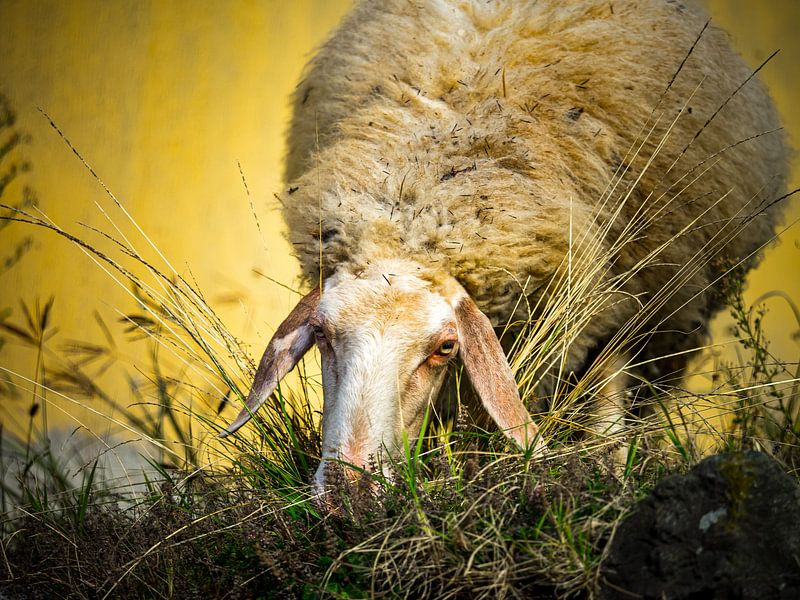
<box><xmin>0</xmin><ymin>1</ymin><xmax>352</xmax><ymax>435</ymax></box>
<box><xmin>702</xmin><ymin>0</ymin><xmax>800</xmax><ymax>374</ymax></box>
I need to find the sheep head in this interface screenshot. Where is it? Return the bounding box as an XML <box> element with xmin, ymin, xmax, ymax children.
<box><xmin>220</xmin><ymin>259</ymin><xmax>542</xmax><ymax>490</ymax></box>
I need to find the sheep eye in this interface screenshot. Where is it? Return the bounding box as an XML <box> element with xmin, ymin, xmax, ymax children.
<box><xmin>437</xmin><ymin>340</ymin><xmax>458</xmax><ymax>356</ymax></box>
<box><xmin>312</xmin><ymin>325</ymin><xmax>325</xmax><ymax>339</ymax></box>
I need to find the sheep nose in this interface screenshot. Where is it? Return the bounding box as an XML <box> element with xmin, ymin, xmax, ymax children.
<box><xmin>313</xmin><ymin>458</ymin><xmax>379</xmax><ymax>512</ymax></box>
<box><xmin>342</xmin><ymin>454</ymin><xmax>367</xmax><ymax>479</ymax></box>
<box><xmin>313</xmin><ymin>455</ymin><xmax>367</xmax><ymax>489</ymax></box>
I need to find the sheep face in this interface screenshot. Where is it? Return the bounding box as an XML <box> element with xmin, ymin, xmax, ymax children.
<box><xmin>310</xmin><ymin>265</ymin><xmax>460</xmax><ymax>488</ymax></box>
<box><xmin>220</xmin><ymin>259</ymin><xmax>544</xmax><ymax>492</ymax></box>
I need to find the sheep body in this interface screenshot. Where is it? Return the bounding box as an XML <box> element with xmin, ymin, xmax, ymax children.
<box><xmin>280</xmin><ymin>0</ymin><xmax>787</xmax><ymax>399</ymax></box>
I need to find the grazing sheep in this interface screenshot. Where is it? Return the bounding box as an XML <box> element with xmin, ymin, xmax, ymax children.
<box><xmin>221</xmin><ymin>0</ymin><xmax>788</xmax><ymax>488</ymax></box>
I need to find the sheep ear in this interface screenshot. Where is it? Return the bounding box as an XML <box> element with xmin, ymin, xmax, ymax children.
<box><xmin>219</xmin><ymin>287</ymin><xmax>320</xmax><ymax>438</ymax></box>
<box><xmin>455</xmin><ymin>295</ymin><xmax>543</xmax><ymax>451</ymax></box>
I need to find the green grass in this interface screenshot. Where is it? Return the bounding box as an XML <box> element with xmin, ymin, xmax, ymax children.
<box><xmin>0</xmin><ymin>276</ymin><xmax>795</xmax><ymax>598</ymax></box>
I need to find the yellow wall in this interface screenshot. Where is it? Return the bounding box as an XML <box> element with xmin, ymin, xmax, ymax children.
<box><xmin>702</xmin><ymin>0</ymin><xmax>800</xmax><ymax>386</ymax></box>
<box><xmin>0</xmin><ymin>1</ymin><xmax>353</xmax><ymax>437</ymax></box>
<box><xmin>0</xmin><ymin>1</ymin><xmax>797</xmax><ymax>437</ymax></box>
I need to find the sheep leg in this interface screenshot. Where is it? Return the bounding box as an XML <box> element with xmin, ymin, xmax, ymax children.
<box><xmin>591</xmin><ymin>353</ymin><xmax>631</xmax><ymax>475</ymax></box>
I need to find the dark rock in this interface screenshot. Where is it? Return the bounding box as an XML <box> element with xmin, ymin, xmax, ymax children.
<box><xmin>601</xmin><ymin>451</ymin><xmax>800</xmax><ymax>599</ymax></box>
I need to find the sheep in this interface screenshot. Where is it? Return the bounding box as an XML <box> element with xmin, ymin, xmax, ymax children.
<box><xmin>220</xmin><ymin>0</ymin><xmax>789</xmax><ymax>489</ymax></box>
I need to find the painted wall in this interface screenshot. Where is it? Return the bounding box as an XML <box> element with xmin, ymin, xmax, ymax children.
<box><xmin>0</xmin><ymin>1</ymin><xmax>353</xmax><ymax>437</ymax></box>
<box><xmin>0</xmin><ymin>1</ymin><xmax>797</xmax><ymax>438</ymax></box>
<box><xmin>702</xmin><ymin>0</ymin><xmax>800</xmax><ymax>377</ymax></box>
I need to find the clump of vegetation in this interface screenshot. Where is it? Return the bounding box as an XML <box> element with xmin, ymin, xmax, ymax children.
<box><xmin>716</xmin><ymin>272</ymin><xmax>800</xmax><ymax>468</ymax></box>
<box><xmin>0</xmin><ymin>399</ymin><xmax>675</xmax><ymax>599</ymax></box>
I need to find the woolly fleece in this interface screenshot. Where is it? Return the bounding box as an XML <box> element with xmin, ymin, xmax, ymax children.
<box><xmin>279</xmin><ymin>0</ymin><xmax>788</xmax><ymax>382</ymax></box>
